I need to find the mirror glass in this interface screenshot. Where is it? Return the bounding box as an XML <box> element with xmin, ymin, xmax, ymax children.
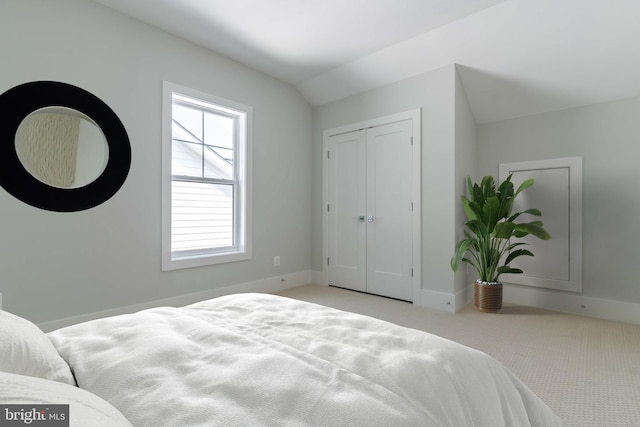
<box><xmin>15</xmin><ymin>106</ymin><xmax>108</xmax><ymax>189</ymax></box>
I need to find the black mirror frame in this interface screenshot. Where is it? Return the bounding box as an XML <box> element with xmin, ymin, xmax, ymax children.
<box><xmin>0</xmin><ymin>81</ymin><xmax>131</xmax><ymax>212</ymax></box>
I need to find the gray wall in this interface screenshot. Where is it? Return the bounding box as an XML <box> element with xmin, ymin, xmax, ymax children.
<box><xmin>477</xmin><ymin>96</ymin><xmax>640</xmax><ymax>304</ymax></box>
<box><xmin>0</xmin><ymin>0</ymin><xmax>313</xmax><ymax>323</ymax></box>
<box><xmin>454</xmin><ymin>69</ymin><xmax>478</xmax><ymax>294</ymax></box>
<box><xmin>312</xmin><ymin>65</ymin><xmax>476</xmax><ymax>300</ymax></box>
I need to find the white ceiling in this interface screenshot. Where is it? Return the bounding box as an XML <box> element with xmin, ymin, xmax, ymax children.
<box><xmin>94</xmin><ymin>0</ymin><xmax>640</xmax><ymax>123</ymax></box>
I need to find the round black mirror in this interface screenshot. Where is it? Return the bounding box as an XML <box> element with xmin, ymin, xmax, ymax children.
<box><xmin>0</xmin><ymin>81</ymin><xmax>131</xmax><ymax>212</ymax></box>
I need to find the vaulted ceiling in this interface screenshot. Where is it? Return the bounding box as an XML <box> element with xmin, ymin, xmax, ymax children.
<box><xmin>94</xmin><ymin>0</ymin><xmax>640</xmax><ymax>123</ymax></box>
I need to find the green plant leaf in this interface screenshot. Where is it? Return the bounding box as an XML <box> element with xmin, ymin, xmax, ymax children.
<box><xmin>515</xmin><ymin>223</ymin><xmax>552</xmax><ymax>240</ymax></box>
<box><xmin>493</xmin><ymin>222</ymin><xmax>516</xmax><ymax>239</ymax></box>
<box><xmin>462</xmin><ymin>197</ymin><xmax>483</xmax><ymax>222</ymax></box>
<box><xmin>497</xmin><ymin>174</ymin><xmax>513</xmax><ymax>195</ymax></box>
<box><xmin>497</xmin><ymin>176</ymin><xmax>514</xmax><ymax>218</ymax></box>
<box><xmin>506</xmin><ymin>242</ymin><xmax>528</xmax><ymax>251</ymax></box>
<box><xmin>509</xmin><ymin>209</ymin><xmax>542</xmax><ymax>222</ymax></box>
<box><xmin>471</xmin><ymin>182</ymin><xmax>484</xmax><ymax>205</ymax></box>
<box><xmin>505</xmin><ymin>249</ymin><xmax>534</xmax><ymax>264</ymax></box>
<box><xmin>450</xmin><ymin>239</ymin><xmax>472</xmax><ymax>271</ymax></box>
<box><xmin>522</xmin><ymin>208</ymin><xmax>542</xmax><ymax>216</ymax></box>
<box><xmin>466</xmin><ymin>220</ymin><xmax>488</xmax><ymax>238</ymax></box>
<box><xmin>483</xmin><ymin>196</ymin><xmax>500</xmax><ymax>232</ymax></box>
<box><xmin>503</xmin><ymin>198</ymin><xmax>515</xmax><ymax>220</ymax></box>
<box><xmin>480</xmin><ymin>176</ymin><xmax>496</xmax><ymax>203</ymax></box>
<box><xmin>515</xmin><ymin>178</ymin><xmax>534</xmax><ymax>196</ymax></box>
<box><xmin>497</xmin><ymin>266</ymin><xmax>523</xmax><ymax>275</ymax></box>
<box><xmin>507</xmin><ymin>212</ymin><xmax>520</xmax><ymax>222</ymax></box>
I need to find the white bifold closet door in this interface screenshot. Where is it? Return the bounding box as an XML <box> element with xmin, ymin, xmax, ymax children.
<box><xmin>328</xmin><ymin>119</ymin><xmax>414</xmax><ymax>301</ymax></box>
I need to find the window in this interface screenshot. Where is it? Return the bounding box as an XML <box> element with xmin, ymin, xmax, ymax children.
<box><xmin>162</xmin><ymin>82</ymin><xmax>252</xmax><ymax>270</ymax></box>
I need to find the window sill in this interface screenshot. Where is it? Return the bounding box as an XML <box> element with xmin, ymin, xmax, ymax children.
<box><xmin>162</xmin><ymin>250</ymin><xmax>251</xmax><ymax>271</ymax></box>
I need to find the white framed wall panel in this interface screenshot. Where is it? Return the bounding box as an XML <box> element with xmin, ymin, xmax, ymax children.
<box><xmin>499</xmin><ymin>157</ymin><xmax>582</xmax><ymax>293</ymax></box>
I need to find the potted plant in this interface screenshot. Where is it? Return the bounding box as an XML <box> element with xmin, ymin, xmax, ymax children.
<box><xmin>450</xmin><ymin>174</ymin><xmax>551</xmax><ymax>312</ymax></box>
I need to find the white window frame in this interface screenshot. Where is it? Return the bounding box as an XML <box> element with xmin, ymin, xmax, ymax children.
<box><xmin>162</xmin><ymin>81</ymin><xmax>252</xmax><ymax>270</ymax></box>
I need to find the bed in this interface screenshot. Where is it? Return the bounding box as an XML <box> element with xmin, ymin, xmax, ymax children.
<box><xmin>1</xmin><ymin>293</ymin><xmax>564</xmax><ymax>426</ymax></box>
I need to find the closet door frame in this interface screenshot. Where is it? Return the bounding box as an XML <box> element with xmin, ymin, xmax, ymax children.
<box><xmin>322</xmin><ymin>109</ymin><xmax>422</xmax><ymax>304</ymax></box>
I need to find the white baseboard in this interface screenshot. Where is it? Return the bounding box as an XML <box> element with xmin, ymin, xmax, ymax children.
<box><xmin>418</xmin><ymin>284</ymin><xmax>474</xmax><ymax>313</ymax></box>
<box><xmin>421</xmin><ymin>283</ymin><xmax>640</xmax><ymax>326</ymax></box>
<box><xmin>311</xmin><ymin>269</ymin><xmax>327</xmax><ymax>285</ymax></box>
<box><xmin>504</xmin><ymin>284</ymin><xmax>640</xmax><ymax>325</ymax></box>
<box><xmin>455</xmin><ymin>285</ymin><xmax>474</xmax><ymax>312</ymax></box>
<box><xmin>418</xmin><ymin>289</ymin><xmax>457</xmax><ymax>313</ymax></box>
<box><xmin>38</xmin><ymin>270</ymin><xmax>313</xmax><ymax>332</ymax></box>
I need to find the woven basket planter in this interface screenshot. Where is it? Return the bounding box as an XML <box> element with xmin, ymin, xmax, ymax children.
<box><xmin>474</xmin><ymin>280</ymin><xmax>503</xmax><ymax>313</ymax></box>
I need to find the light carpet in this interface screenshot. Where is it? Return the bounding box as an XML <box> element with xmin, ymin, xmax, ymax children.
<box><xmin>276</xmin><ymin>284</ymin><xmax>640</xmax><ymax>427</ymax></box>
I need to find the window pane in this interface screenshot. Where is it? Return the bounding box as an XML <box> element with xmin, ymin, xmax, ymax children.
<box><xmin>171</xmin><ymin>181</ymin><xmax>234</xmax><ymax>252</ymax></box>
<box><xmin>203</xmin><ymin>112</ymin><xmax>235</xmax><ymax>179</ymax></box>
<box><xmin>204</xmin><ymin>112</ymin><xmax>234</xmax><ymax>149</ymax></box>
<box><xmin>173</xmin><ymin>103</ymin><xmax>203</xmax><ymax>140</ymax></box>
<box><xmin>172</xmin><ymin>120</ymin><xmax>201</xmax><ymax>144</ymax></box>
<box><xmin>203</xmin><ymin>145</ymin><xmax>234</xmax><ymax>180</ymax></box>
<box><xmin>172</xmin><ymin>140</ymin><xmax>202</xmax><ymax>176</ymax></box>
<box><xmin>172</xmin><ymin>102</ymin><xmax>235</xmax><ymax>180</ymax></box>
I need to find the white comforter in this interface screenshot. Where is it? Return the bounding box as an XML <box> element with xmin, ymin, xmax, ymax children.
<box><xmin>48</xmin><ymin>293</ymin><xmax>563</xmax><ymax>426</ymax></box>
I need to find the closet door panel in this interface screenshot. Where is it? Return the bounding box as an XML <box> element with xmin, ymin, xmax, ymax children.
<box><xmin>328</xmin><ymin>130</ymin><xmax>366</xmax><ymax>292</ymax></box>
<box><xmin>366</xmin><ymin>120</ymin><xmax>414</xmax><ymax>301</ymax></box>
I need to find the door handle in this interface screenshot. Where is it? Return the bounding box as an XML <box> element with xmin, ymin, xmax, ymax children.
<box><xmin>358</xmin><ymin>216</ymin><xmax>366</xmax><ymax>222</ymax></box>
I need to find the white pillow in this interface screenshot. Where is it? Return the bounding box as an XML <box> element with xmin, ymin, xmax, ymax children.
<box><xmin>0</xmin><ymin>309</ymin><xmax>75</xmax><ymax>385</ymax></box>
<box><xmin>0</xmin><ymin>371</ymin><xmax>132</xmax><ymax>427</ymax></box>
